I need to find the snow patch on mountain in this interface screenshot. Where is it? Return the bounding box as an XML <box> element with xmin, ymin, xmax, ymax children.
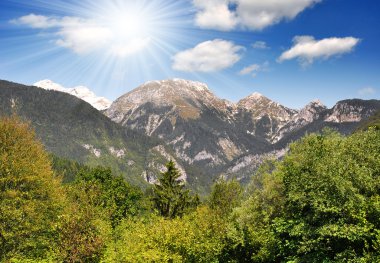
<box><xmin>34</xmin><ymin>79</ymin><xmax>112</xmax><ymax>111</ymax></box>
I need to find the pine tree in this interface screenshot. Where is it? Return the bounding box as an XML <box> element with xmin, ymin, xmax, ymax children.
<box><xmin>153</xmin><ymin>161</ymin><xmax>198</xmax><ymax>219</ymax></box>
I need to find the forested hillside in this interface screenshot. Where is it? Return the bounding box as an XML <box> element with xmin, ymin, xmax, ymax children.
<box><xmin>0</xmin><ymin>80</ymin><xmax>173</xmax><ymax>187</ymax></box>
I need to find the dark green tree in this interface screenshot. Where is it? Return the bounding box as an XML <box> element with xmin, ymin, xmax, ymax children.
<box><xmin>209</xmin><ymin>179</ymin><xmax>242</xmax><ymax>216</ymax></box>
<box><xmin>153</xmin><ymin>161</ymin><xmax>198</xmax><ymax>219</ymax></box>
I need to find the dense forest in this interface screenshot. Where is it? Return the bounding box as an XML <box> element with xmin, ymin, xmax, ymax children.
<box><xmin>1</xmin><ymin>116</ymin><xmax>379</xmax><ymax>262</ymax></box>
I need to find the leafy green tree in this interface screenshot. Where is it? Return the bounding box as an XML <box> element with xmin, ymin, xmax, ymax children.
<box><xmin>74</xmin><ymin>166</ymin><xmax>144</xmax><ymax>226</ymax></box>
<box><xmin>209</xmin><ymin>179</ymin><xmax>242</xmax><ymax>216</ymax></box>
<box><xmin>232</xmin><ymin>129</ymin><xmax>380</xmax><ymax>262</ymax></box>
<box><xmin>58</xmin><ymin>182</ymin><xmax>112</xmax><ymax>263</ymax></box>
<box><xmin>233</xmin><ymin>160</ymin><xmax>285</xmax><ymax>262</ymax></box>
<box><xmin>272</xmin><ymin>129</ymin><xmax>380</xmax><ymax>262</ymax></box>
<box><xmin>153</xmin><ymin>161</ymin><xmax>199</xmax><ymax>219</ymax></box>
<box><xmin>0</xmin><ymin>116</ymin><xmax>65</xmax><ymax>261</ymax></box>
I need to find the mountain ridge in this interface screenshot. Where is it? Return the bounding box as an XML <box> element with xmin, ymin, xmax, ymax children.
<box><xmin>1</xmin><ymin>78</ymin><xmax>379</xmax><ymax>193</ymax></box>
<box><xmin>105</xmin><ymin>79</ymin><xmax>380</xmax><ymax>183</ymax></box>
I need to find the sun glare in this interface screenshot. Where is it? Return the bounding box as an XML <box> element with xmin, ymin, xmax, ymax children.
<box><xmin>112</xmin><ymin>13</ymin><xmax>148</xmax><ymax>39</ymax></box>
<box><xmin>7</xmin><ymin>0</ymin><xmax>192</xmax><ymax>88</ymax></box>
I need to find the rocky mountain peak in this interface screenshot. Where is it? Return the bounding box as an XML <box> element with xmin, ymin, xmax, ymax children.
<box><xmin>237</xmin><ymin>92</ymin><xmax>297</xmax><ymax>122</ymax></box>
<box><xmin>237</xmin><ymin>92</ymin><xmax>269</xmax><ymax>109</ymax></box>
<box><xmin>309</xmin><ymin>99</ymin><xmax>325</xmax><ymax>107</ymax></box>
<box><xmin>107</xmin><ymin>79</ymin><xmax>228</xmax><ymax>123</ymax></box>
<box><xmin>295</xmin><ymin>99</ymin><xmax>327</xmax><ymax>123</ymax></box>
<box><xmin>247</xmin><ymin>92</ymin><xmax>265</xmax><ymax>100</ymax></box>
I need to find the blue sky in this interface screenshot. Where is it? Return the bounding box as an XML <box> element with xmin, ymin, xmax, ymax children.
<box><xmin>0</xmin><ymin>0</ymin><xmax>379</xmax><ymax>109</ymax></box>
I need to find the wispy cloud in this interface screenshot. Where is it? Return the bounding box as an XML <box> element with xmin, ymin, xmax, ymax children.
<box><xmin>172</xmin><ymin>39</ymin><xmax>243</xmax><ymax>72</ymax></box>
<box><xmin>252</xmin><ymin>41</ymin><xmax>269</xmax><ymax>49</ymax></box>
<box><xmin>11</xmin><ymin>13</ymin><xmax>59</xmax><ymax>28</ymax></box>
<box><xmin>239</xmin><ymin>61</ymin><xmax>269</xmax><ymax>77</ymax></box>
<box><xmin>358</xmin><ymin>87</ymin><xmax>376</xmax><ymax>96</ymax></box>
<box><xmin>193</xmin><ymin>0</ymin><xmax>321</xmax><ymax>31</ymax></box>
<box><xmin>278</xmin><ymin>36</ymin><xmax>360</xmax><ymax>66</ymax></box>
<box><xmin>11</xmin><ymin>14</ymin><xmax>149</xmax><ymax>56</ymax></box>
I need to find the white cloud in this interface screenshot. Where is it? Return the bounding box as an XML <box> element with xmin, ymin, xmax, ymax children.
<box><xmin>172</xmin><ymin>39</ymin><xmax>243</xmax><ymax>72</ymax></box>
<box><xmin>11</xmin><ymin>14</ymin><xmax>150</xmax><ymax>56</ymax></box>
<box><xmin>11</xmin><ymin>13</ymin><xmax>59</xmax><ymax>28</ymax></box>
<box><xmin>358</xmin><ymin>87</ymin><xmax>376</xmax><ymax>96</ymax></box>
<box><xmin>278</xmin><ymin>36</ymin><xmax>360</xmax><ymax>66</ymax></box>
<box><xmin>252</xmin><ymin>41</ymin><xmax>269</xmax><ymax>49</ymax></box>
<box><xmin>193</xmin><ymin>0</ymin><xmax>321</xmax><ymax>31</ymax></box>
<box><xmin>236</xmin><ymin>0</ymin><xmax>321</xmax><ymax>30</ymax></box>
<box><xmin>56</xmin><ymin>23</ymin><xmax>112</xmax><ymax>54</ymax></box>
<box><xmin>239</xmin><ymin>61</ymin><xmax>269</xmax><ymax>77</ymax></box>
<box><xmin>193</xmin><ymin>0</ymin><xmax>238</xmax><ymax>31</ymax></box>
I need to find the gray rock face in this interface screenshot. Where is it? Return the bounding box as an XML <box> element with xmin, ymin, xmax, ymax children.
<box><xmin>106</xmin><ymin>79</ymin><xmax>267</xmax><ymax>170</ymax></box>
<box><xmin>325</xmin><ymin>100</ymin><xmax>378</xmax><ymax>123</ymax></box>
<box><xmin>106</xmin><ymin>79</ymin><xmax>380</xmax><ymax>187</ymax></box>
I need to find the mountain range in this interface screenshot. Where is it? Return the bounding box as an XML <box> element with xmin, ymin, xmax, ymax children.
<box><xmin>1</xmin><ymin>79</ymin><xmax>379</xmax><ymax>193</ymax></box>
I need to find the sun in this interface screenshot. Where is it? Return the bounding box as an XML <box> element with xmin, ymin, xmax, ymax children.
<box><xmin>111</xmin><ymin>12</ymin><xmax>149</xmax><ymax>40</ymax></box>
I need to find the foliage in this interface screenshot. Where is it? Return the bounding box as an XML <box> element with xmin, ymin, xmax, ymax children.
<box><xmin>2</xmin><ymin>115</ymin><xmax>380</xmax><ymax>262</ymax></box>
<box><xmin>74</xmin><ymin>166</ymin><xmax>144</xmax><ymax>227</ymax></box>
<box><xmin>233</xmin><ymin>159</ymin><xmax>285</xmax><ymax>262</ymax></box>
<box><xmin>357</xmin><ymin>109</ymin><xmax>380</xmax><ymax>131</ymax></box>
<box><xmin>0</xmin><ymin>116</ymin><xmax>65</xmax><ymax>261</ymax></box>
<box><xmin>50</xmin><ymin>154</ymin><xmax>86</xmax><ymax>183</ymax></box>
<box><xmin>209</xmin><ymin>179</ymin><xmax>243</xmax><ymax>216</ymax></box>
<box><xmin>153</xmin><ymin>161</ymin><xmax>199</xmax><ymax>218</ymax></box>
<box><xmin>273</xmin><ymin>129</ymin><xmax>380</xmax><ymax>262</ymax></box>
<box><xmin>102</xmin><ymin>206</ymin><xmax>230</xmax><ymax>263</ymax></box>
<box><xmin>234</xmin><ymin>128</ymin><xmax>380</xmax><ymax>262</ymax></box>
<box><xmin>57</xmin><ymin>182</ymin><xmax>112</xmax><ymax>263</ymax></box>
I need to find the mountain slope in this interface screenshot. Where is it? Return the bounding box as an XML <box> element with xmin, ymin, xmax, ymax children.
<box><xmin>106</xmin><ymin>79</ymin><xmax>271</xmax><ymax>168</ymax></box>
<box><xmin>106</xmin><ymin>79</ymin><xmax>380</xmax><ymax>184</ymax></box>
<box><xmin>2</xmin><ymin>78</ymin><xmax>379</xmax><ymax>194</ymax></box>
<box><xmin>235</xmin><ymin>92</ymin><xmax>298</xmax><ymax>142</ymax></box>
<box><xmin>0</xmin><ymin>80</ymin><xmax>177</xmax><ymax>187</ymax></box>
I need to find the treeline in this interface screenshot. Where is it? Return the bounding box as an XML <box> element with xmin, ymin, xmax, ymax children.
<box><xmin>1</xmin><ymin>116</ymin><xmax>380</xmax><ymax>262</ymax></box>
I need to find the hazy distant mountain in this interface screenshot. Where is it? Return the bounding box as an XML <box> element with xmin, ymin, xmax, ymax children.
<box><xmin>34</xmin><ymin>79</ymin><xmax>112</xmax><ymax>111</ymax></box>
